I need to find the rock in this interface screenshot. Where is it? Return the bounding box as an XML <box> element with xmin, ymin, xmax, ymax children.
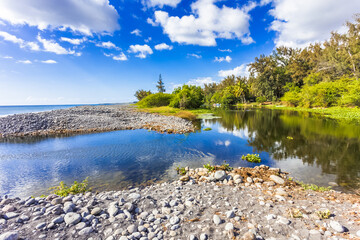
<box><xmin>63</xmin><ymin>202</ymin><xmax>75</xmax><ymax>213</ymax></box>
<box><xmin>275</xmin><ymin>188</ymin><xmax>288</xmax><ymax>196</ymax></box>
<box><xmin>127</xmin><ymin>224</ymin><xmax>137</xmax><ymax>234</ymax></box>
<box><xmin>108</xmin><ymin>205</ymin><xmax>119</xmax><ymax>217</ymax></box>
<box><xmin>78</xmin><ymin>227</ymin><xmax>93</xmax><ymax>235</ymax></box>
<box><xmin>35</xmin><ymin>222</ymin><xmax>46</xmax><ymax>230</ymax></box>
<box><xmin>0</xmin><ymin>232</ymin><xmax>18</xmax><ymax>240</ymax></box>
<box><xmin>2</xmin><ymin>205</ymin><xmax>15</xmax><ymax>212</ymax></box>
<box><xmin>277</xmin><ymin>216</ymin><xmax>290</xmax><ymax>225</ymax></box>
<box><xmin>91</xmin><ymin>207</ymin><xmax>102</xmax><ymax>216</ymax></box>
<box><xmin>52</xmin><ymin>216</ymin><xmax>64</xmax><ymax>224</ymax></box>
<box><xmin>24</xmin><ymin>198</ymin><xmax>35</xmax><ymax>206</ymax></box>
<box><xmin>64</xmin><ymin>212</ymin><xmax>81</xmax><ymax>225</ymax></box>
<box><xmin>214</xmin><ymin>170</ymin><xmax>226</xmax><ymax>181</ymax></box>
<box><xmin>213</xmin><ymin>215</ymin><xmax>221</xmax><ymax>225</ymax></box>
<box><xmin>189</xmin><ymin>235</ymin><xmax>197</xmax><ymax>240</ymax></box>
<box><xmin>128</xmin><ymin>193</ymin><xmax>141</xmax><ymax>200</ymax></box>
<box><xmin>170</xmin><ymin>216</ymin><xmax>180</xmax><ymax>225</ymax></box>
<box><xmin>3</xmin><ymin>212</ymin><xmax>19</xmax><ymax>220</ymax></box>
<box><xmin>269</xmin><ymin>175</ymin><xmax>285</xmax><ymax>185</ymax></box>
<box><xmin>240</xmin><ymin>232</ymin><xmax>256</xmax><ymax>240</ymax></box>
<box><xmin>75</xmin><ymin>222</ymin><xmax>87</xmax><ymax>230</ymax></box>
<box><xmin>51</xmin><ymin>198</ymin><xmax>62</xmax><ymax>205</ymax></box>
<box><xmin>180</xmin><ymin>176</ymin><xmax>190</xmax><ymax>182</ymax></box>
<box><xmin>356</xmin><ymin>230</ymin><xmax>360</xmax><ymax>237</ymax></box>
<box><xmin>329</xmin><ymin>220</ymin><xmax>345</xmax><ymax>233</ymax></box>
<box><xmin>225</xmin><ymin>223</ymin><xmax>234</xmax><ymax>231</ymax></box>
<box><xmin>226</xmin><ymin>210</ymin><xmax>235</xmax><ymax>218</ymax></box>
<box><xmin>246</xmin><ymin>177</ymin><xmax>253</xmax><ymax>183</ymax></box>
<box><xmin>200</xmin><ymin>233</ymin><xmax>208</xmax><ymax>240</ymax></box>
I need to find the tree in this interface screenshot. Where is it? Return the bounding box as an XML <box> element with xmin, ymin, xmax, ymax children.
<box><xmin>157</xmin><ymin>74</ymin><xmax>165</xmax><ymax>93</ymax></box>
<box><xmin>134</xmin><ymin>89</ymin><xmax>152</xmax><ymax>101</ymax></box>
<box><xmin>169</xmin><ymin>85</ymin><xmax>204</xmax><ymax>109</ymax></box>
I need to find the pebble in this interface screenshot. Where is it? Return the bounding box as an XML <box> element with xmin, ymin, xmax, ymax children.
<box><xmin>0</xmin><ymin>232</ymin><xmax>18</xmax><ymax>240</ymax></box>
<box><xmin>225</xmin><ymin>223</ymin><xmax>234</xmax><ymax>231</ymax></box>
<box><xmin>35</xmin><ymin>222</ymin><xmax>46</xmax><ymax>230</ymax></box>
<box><xmin>214</xmin><ymin>171</ymin><xmax>226</xmax><ymax>181</ymax></box>
<box><xmin>91</xmin><ymin>207</ymin><xmax>102</xmax><ymax>216</ymax></box>
<box><xmin>213</xmin><ymin>215</ymin><xmax>221</xmax><ymax>225</ymax></box>
<box><xmin>170</xmin><ymin>216</ymin><xmax>180</xmax><ymax>225</ymax></box>
<box><xmin>78</xmin><ymin>227</ymin><xmax>93</xmax><ymax>235</ymax></box>
<box><xmin>269</xmin><ymin>175</ymin><xmax>285</xmax><ymax>185</ymax></box>
<box><xmin>64</xmin><ymin>212</ymin><xmax>81</xmax><ymax>225</ymax></box>
<box><xmin>200</xmin><ymin>233</ymin><xmax>208</xmax><ymax>240</ymax></box>
<box><xmin>329</xmin><ymin>220</ymin><xmax>345</xmax><ymax>233</ymax></box>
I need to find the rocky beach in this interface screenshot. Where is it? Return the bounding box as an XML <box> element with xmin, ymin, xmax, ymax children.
<box><xmin>0</xmin><ymin>105</ymin><xmax>194</xmax><ymax>138</ymax></box>
<box><xmin>0</xmin><ymin>165</ymin><xmax>359</xmax><ymax>240</ymax></box>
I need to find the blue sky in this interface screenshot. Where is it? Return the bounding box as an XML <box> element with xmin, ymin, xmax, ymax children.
<box><xmin>0</xmin><ymin>0</ymin><xmax>359</xmax><ymax>105</ymax></box>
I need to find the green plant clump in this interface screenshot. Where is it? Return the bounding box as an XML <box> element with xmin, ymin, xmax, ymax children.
<box><xmin>49</xmin><ymin>177</ymin><xmax>91</xmax><ymax>197</ymax></box>
<box><xmin>203</xmin><ymin>127</ymin><xmax>212</xmax><ymax>131</ymax></box>
<box><xmin>220</xmin><ymin>162</ymin><xmax>233</xmax><ymax>171</ymax></box>
<box><xmin>241</xmin><ymin>154</ymin><xmax>261</xmax><ymax>163</ymax></box>
<box><xmin>297</xmin><ymin>181</ymin><xmax>332</xmax><ymax>192</ymax></box>
<box><xmin>175</xmin><ymin>166</ymin><xmax>187</xmax><ymax>176</ymax></box>
<box><xmin>203</xmin><ymin>163</ymin><xmax>215</xmax><ymax>172</ymax></box>
<box><xmin>137</xmin><ymin>93</ymin><xmax>173</xmax><ymax>108</ymax></box>
<box><xmin>316</xmin><ymin>209</ymin><xmax>331</xmax><ymax>219</ymax></box>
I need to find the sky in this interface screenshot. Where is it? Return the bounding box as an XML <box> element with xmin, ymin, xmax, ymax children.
<box><xmin>0</xmin><ymin>0</ymin><xmax>360</xmax><ymax>105</ymax></box>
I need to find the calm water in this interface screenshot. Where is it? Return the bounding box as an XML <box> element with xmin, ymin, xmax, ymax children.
<box><xmin>0</xmin><ymin>108</ymin><xmax>359</xmax><ymax>197</ymax></box>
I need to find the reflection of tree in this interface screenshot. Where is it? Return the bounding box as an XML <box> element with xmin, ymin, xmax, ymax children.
<box><xmin>212</xmin><ymin>109</ymin><xmax>360</xmax><ymax>189</ymax></box>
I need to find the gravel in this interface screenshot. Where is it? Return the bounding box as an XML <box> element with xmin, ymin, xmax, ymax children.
<box><xmin>0</xmin><ymin>166</ymin><xmax>359</xmax><ymax>239</ymax></box>
<box><xmin>0</xmin><ymin>105</ymin><xmax>195</xmax><ymax>138</ymax></box>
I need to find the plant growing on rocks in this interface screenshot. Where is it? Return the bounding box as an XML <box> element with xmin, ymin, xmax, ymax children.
<box><xmin>241</xmin><ymin>154</ymin><xmax>261</xmax><ymax>163</ymax></box>
<box><xmin>49</xmin><ymin>177</ymin><xmax>90</xmax><ymax>197</ymax></box>
<box><xmin>287</xmin><ymin>208</ymin><xmax>303</xmax><ymax>218</ymax></box>
<box><xmin>175</xmin><ymin>166</ymin><xmax>187</xmax><ymax>176</ymax></box>
<box><xmin>297</xmin><ymin>181</ymin><xmax>332</xmax><ymax>192</ymax></box>
<box><xmin>316</xmin><ymin>209</ymin><xmax>331</xmax><ymax>219</ymax></box>
<box><xmin>203</xmin><ymin>163</ymin><xmax>215</xmax><ymax>172</ymax></box>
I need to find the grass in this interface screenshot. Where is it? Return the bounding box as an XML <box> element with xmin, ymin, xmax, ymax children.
<box><xmin>136</xmin><ymin>106</ymin><xmax>213</xmax><ymax>121</ymax></box>
<box><xmin>203</xmin><ymin>127</ymin><xmax>212</xmax><ymax>131</ymax></box>
<box><xmin>175</xmin><ymin>166</ymin><xmax>187</xmax><ymax>176</ymax></box>
<box><xmin>287</xmin><ymin>208</ymin><xmax>303</xmax><ymax>218</ymax></box>
<box><xmin>49</xmin><ymin>177</ymin><xmax>91</xmax><ymax>197</ymax></box>
<box><xmin>238</xmin><ymin>103</ymin><xmax>360</xmax><ymax>124</ymax></box>
<box><xmin>241</xmin><ymin>154</ymin><xmax>261</xmax><ymax>163</ymax></box>
<box><xmin>203</xmin><ymin>161</ymin><xmax>233</xmax><ymax>172</ymax></box>
<box><xmin>297</xmin><ymin>181</ymin><xmax>332</xmax><ymax>192</ymax></box>
<box><xmin>315</xmin><ymin>209</ymin><xmax>331</xmax><ymax>219</ymax></box>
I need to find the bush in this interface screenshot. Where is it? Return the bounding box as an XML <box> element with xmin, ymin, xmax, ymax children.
<box><xmin>49</xmin><ymin>178</ymin><xmax>90</xmax><ymax>197</ymax></box>
<box><xmin>134</xmin><ymin>89</ymin><xmax>152</xmax><ymax>101</ymax></box>
<box><xmin>256</xmin><ymin>96</ymin><xmax>267</xmax><ymax>103</ymax></box>
<box><xmin>137</xmin><ymin>93</ymin><xmax>173</xmax><ymax>108</ymax></box>
<box><xmin>169</xmin><ymin>85</ymin><xmax>204</xmax><ymax>109</ymax></box>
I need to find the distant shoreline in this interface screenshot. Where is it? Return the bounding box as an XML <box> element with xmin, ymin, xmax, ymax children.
<box><xmin>0</xmin><ymin>105</ymin><xmax>194</xmax><ymax>138</ymax></box>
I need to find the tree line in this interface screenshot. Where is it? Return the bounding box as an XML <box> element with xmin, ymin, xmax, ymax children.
<box><xmin>135</xmin><ymin>15</ymin><xmax>360</xmax><ymax>109</ymax></box>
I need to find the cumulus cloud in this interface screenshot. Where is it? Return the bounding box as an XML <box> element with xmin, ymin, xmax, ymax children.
<box><xmin>0</xmin><ymin>31</ymin><xmax>40</xmax><ymax>51</ymax></box>
<box><xmin>0</xmin><ymin>0</ymin><xmax>120</xmax><ymax>35</ymax></box>
<box><xmin>131</xmin><ymin>29</ymin><xmax>142</xmax><ymax>36</ymax></box>
<box><xmin>214</xmin><ymin>56</ymin><xmax>232</xmax><ymax>63</ymax></box>
<box><xmin>172</xmin><ymin>77</ymin><xmax>215</xmax><ymax>89</ymax></box>
<box><xmin>218</xmin><ymin>64</ymin><xmax>250</xmax><ymax>78</ymax></box>
<box><xmin>142</xmin><ymin>0</ymin><xmax>182</xmax><ymax>8</ymax></box>
<box><xmin>153</xmin><ymin>0</ymin><xmax>254</xmax><ymax>46</ymax></box>
<box><xmin>60</xmin><ymin>37</ymin><xmax>85</xmax><ymax>45</ymax></box>
<box><xmin>154</xmin><ymin>43</ymin><xmax>173</xmax><ymax>50</ymax></box>
<box><xmin>128</xmin><ymin>44</ymin><xmax>153</xmax><ymax>59</ymax></box>
<box><xmin>41</xmin><ymin>60</ymin><xmax>57</xmax><ymax>64</ymax></box>
<box><xmin>17</xmin><ymin>60</ymin><xmax>32</xmax><ymax>64</ymax></box>
<box><xmin>188</xmin><ymin>53</ymin><xmax>202</xmax><ymax>59</ymax></box>
<box><xmin>113</xmin><ymin>53</ymin><xmax>128</xmax><ymax>61</ymax></box>
<box><xmin>37</xmin><ymin>35</ymin><xmax>76</xmax><ymax>55</ymax></box>
<box><xmin>269</xmin><ymin>0</ymin><xmax>360</xmax><ymax>48</ymax></box>
<box><xmin>96</xmin><ymin>41</ymin><xmax>120</xmax><ymax>50</ymax></box>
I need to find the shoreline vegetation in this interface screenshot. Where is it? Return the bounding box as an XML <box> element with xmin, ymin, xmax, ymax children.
<box><xmin>1</xmin><ymin>164</ymin><xmax>359</xmax><ymax>239</ymax></box>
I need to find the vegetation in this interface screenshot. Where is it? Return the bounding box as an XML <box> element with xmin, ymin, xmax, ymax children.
<box><xmin>203</xmin><ymin>127</ymin><xmax>212</xmax><ymax>131</ymax></box>
<box><xmin>170</xmin><ymin>85</ymin><xmax>204</xmax><ymax>109</ymax></box>
<box><xmin>241</xmin><ymin>154</ymin><xmax>261</xmax><ymax>163</ymax></box>
<box><xmin>316</xmin><ymin>209</ymin><xmax>331</xmax><ymax>219</ymax></box>
<box><xmin>157</xmin><ymin>74</ymin><xmax>165</xmax><ymax>93</ymax></box>
<box><xmin>297</xmin><ymin>181</ymin><xmax>332</xmax><ymax>192</ymax></box>
<box><xmin>49</xmin><ymin>177</ymin><xmax>90</xmax><ymax>197</ymax></box>
<box><xmin>137</xmin><ymin>93</ymin><xmax>173</xmax><ymax>108</ymax></box>
<box><xmin>203</xmin><ymin>163</ymin><xmax>215</xmax><ymax>172</ymax></box>
<box><xmin>134</xmin><ymin>89</ymin><xmax>152</xmax><ymax>101</ymax></box>
<box><xmin>287</xmin><ymin>208</ymin><xmax>303</xmax><ymax>218</ymax></box>
<box><xmin>203</xmin><ymin>161</ymin><xmax>233</xmax><ymax>172</ymax></box>
<box><xmin>175</xmin><ymin>166</ymin><xmax>187</xmax><ymax>176</ymax></box>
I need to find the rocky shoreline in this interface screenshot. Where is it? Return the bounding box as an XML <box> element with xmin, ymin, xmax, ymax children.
<box><xmin>0</xmin><ymin>105</ymin><xmax>195</xmax><ymax>138</ymax></box>
<box><xmin>0</xmin><ymin>165</ymin><xmax>359</xmax><ymax>240</ymax></box>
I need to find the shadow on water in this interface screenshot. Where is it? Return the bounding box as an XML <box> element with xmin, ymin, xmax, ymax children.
<box><xmin>0</xmin><ymin>108</ymin><xmax>359</xmax><ymax>197</ymax></box>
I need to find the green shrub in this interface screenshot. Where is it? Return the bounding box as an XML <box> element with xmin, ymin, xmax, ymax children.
<box><xmin>256</xmin><ymin>96</ymin><xmax>267</xmax><ymax>103</ymax></box>
<box><xmin>137</xmin><ymin>93</ymin><xmax>173</xmax><ymax>108</ymax></box>
<box><xmin>169</xmin><ymin>85</ymin><xmax>204</xmax><ymax>109</ymax></box>
<box><xmin>49</xmin><ymin>178</ymin><xmax>90</xmax><ymax>197</ymax></box>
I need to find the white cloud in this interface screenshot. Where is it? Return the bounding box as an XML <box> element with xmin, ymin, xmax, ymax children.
<box><xmin>153</xmin><ymin>0</ymin><xmax>254</xmax><ymax>46</ymax></box>
<box><xmin>188</xmin><ymin>53</ymin><xmax>202</xmax><ymax>59</ymax></box>
<box><xmin>173</xmin><ymin>77</ymin><xmax>215</xmax><ymax>90</ymax></box>
<box><xmin>214</xmin><ymin>56</ymin><xmax>232</xmax><ymax>63</ymax></box>
<box><xmin>113</xmin><ymin>53</ymin><xmax>128</xmax><ymax>61</ymax></box>
<box><xmin>60</xmin><ymin>37</ymin><xmax>85</xmax><ymax>45</ymax></box>
<box><xmin>131</xmin><ymin>29</ymin><xmax>142</xmax><ymax>36</ymax></box>
<box><xmin>2</xmin><ymin>56</ymin><xmax>13</xmax><ymax>59</ymax></box>
<box><xmin>41</xmin><ymin>60</ymin><xmax>57</xmax><ymax>64</ymax></box>
<box><xmin>142</xmin><ymin>0</ymin><xmax>182</xmax><ymax>8</ymax></box>
<box><xmin>147</xmin><ymin>18</ymin><xmax>158</xmax><ymax>26</ymax></box>
<box><xmin>218</xmin><ymin>64</ymin><xmax>250</xmax><ymax>78</ymax></box>
<box><xmin>0</xmin><ymin>0</ymin><xmax>120</xmax><ymax>35</ymax></box>
<box><xmin>269</xmin><ymin>0</ymin><xmax>360</xmax><ymax>48</ymax></box>
<box><xmin>154</xmin><ymin>43</ymin><xmax>173</xmax><ymax>50</ymax></box>
<box><xmin>96</xmin><ymin>41</ymin><xmax>120</xmax><ymax>50</ymax></box>
<box><xmin>128</xmin><ymin>44</ymin><xmax>153</xmax><ymax>59</ymax></box>
<box><xmin>0</xmin><ymin>31</ymin><xmax>40</xmax><ymax>51</ymax></box>
<box><xmin>17</xmin><ymin>60</ymin><xmax>32</xmax><ymax>64</ymax></box>
<box><xmin>37</xmin><ymin>35</ymin><xmax>75</xmax><ymax>55</ymax></box>
<box><xmin>218</xmin><ymin>49</ymin><xmax>232</xmax><ymax>52</ymax></box>
<box><xmin>144</xmin><ymin>37</ymin><xmax>152</xmax><ymax>43</ymax></box>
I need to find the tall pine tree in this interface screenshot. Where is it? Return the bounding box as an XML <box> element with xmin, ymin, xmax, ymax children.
<box><xmin>157</xmin><ymin>74</ymin><xmax>165</xmax><ymax>93</ymax></box>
